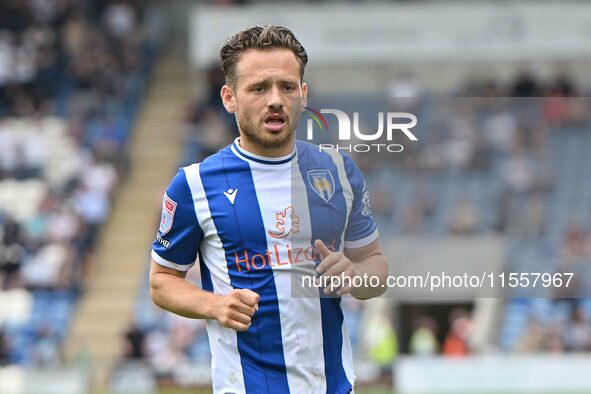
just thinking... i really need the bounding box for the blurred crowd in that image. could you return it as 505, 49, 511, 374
365, 71, 591, 357
384, 71, 591, 358
516, 303, 591, 353
179, 65, 237, 167
0, 0, 153, 366
366, 70, 586, 237
408, 302, 590, 356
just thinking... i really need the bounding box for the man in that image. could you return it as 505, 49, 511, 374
150, 25, 388, 394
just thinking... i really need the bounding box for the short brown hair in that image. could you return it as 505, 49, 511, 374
220, 25, 308, 87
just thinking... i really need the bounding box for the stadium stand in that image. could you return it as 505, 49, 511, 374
0, 0, 155, 368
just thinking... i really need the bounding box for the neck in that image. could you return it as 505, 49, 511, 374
238, 135, 295, 158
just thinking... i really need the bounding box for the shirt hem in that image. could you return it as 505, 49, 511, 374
344, 228, 379, 249
151, 250, 195, 271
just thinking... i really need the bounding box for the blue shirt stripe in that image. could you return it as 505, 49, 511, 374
198, 251, 214, 292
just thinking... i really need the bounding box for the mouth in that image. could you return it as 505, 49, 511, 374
263, 113, 287, 132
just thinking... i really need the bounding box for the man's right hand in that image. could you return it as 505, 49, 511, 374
213, 289, 260, 331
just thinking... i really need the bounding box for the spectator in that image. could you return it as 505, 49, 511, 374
563, 307, 591, 352
448, 197, 479, 235
20, 241, 72, 289
31, 323, 62, 366
0, 328, 9, 366
563, 221, 587, 260
0, 216, 24, 289
511, 69, 541, 97
482, 110, 517, 154
443, 115, 477, 171
409, 316, 438, 356
502, 147, 536, 194
104, 2, 138, 38
62, 10, 91, 60
366, 314, 398, 378
544, 325, 566, 353
508, 193, 546, 238
516, 319, 545, 352
442, 308, 471, 357
124, 323, 147, 359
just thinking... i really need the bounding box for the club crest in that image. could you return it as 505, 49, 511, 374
307, 170, 335, 202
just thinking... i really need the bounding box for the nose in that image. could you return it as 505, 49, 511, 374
267, 85, 284, 111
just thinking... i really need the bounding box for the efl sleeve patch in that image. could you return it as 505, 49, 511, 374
159, 193, 177, 235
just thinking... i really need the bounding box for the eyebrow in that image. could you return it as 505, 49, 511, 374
247, 78, 298, 87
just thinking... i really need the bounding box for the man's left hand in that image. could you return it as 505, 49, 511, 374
315, 239, 359, 296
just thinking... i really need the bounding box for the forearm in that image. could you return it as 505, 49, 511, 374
149, 272, 221, 320
350, 254, 388, 300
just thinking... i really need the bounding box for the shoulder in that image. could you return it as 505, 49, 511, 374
169, 145, 232, 195
188, 144, 234, 175
201, 144, 232, 166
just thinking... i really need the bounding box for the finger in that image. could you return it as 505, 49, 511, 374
336, 286, 351, 296
237, 289, 260, 307
230, 321, 251, 332
219, 316, 251, 331
233, 302, 257, 317
230, 311, 252, 326
314, 239, 333, 259
320, 275, 338, 295
323, 285, 338, 296
321, 260, 349, 278
316, 253, 340, 274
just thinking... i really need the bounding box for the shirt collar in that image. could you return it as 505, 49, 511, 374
231, 137, 297, 165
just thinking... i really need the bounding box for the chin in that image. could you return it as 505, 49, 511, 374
259, 134, 292, 149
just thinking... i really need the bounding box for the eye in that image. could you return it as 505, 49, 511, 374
283, 84, 295, 92
252, 86, 265, 93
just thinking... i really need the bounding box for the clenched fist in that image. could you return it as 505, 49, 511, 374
213, 289, 260, 331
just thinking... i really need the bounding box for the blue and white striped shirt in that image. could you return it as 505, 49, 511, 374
152, 138, 378, 394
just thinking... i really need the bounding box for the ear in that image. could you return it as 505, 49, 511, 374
301, 81, 308, 109
220, 84, 236, 113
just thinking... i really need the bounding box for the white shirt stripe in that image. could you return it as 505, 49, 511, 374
183, 164, 247, 394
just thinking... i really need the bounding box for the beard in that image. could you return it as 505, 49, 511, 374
235, 107, 300, 150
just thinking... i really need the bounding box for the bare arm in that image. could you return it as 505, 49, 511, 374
149, 260, 219, 319
149, 260, 259, 331
344, 239, 388, 299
